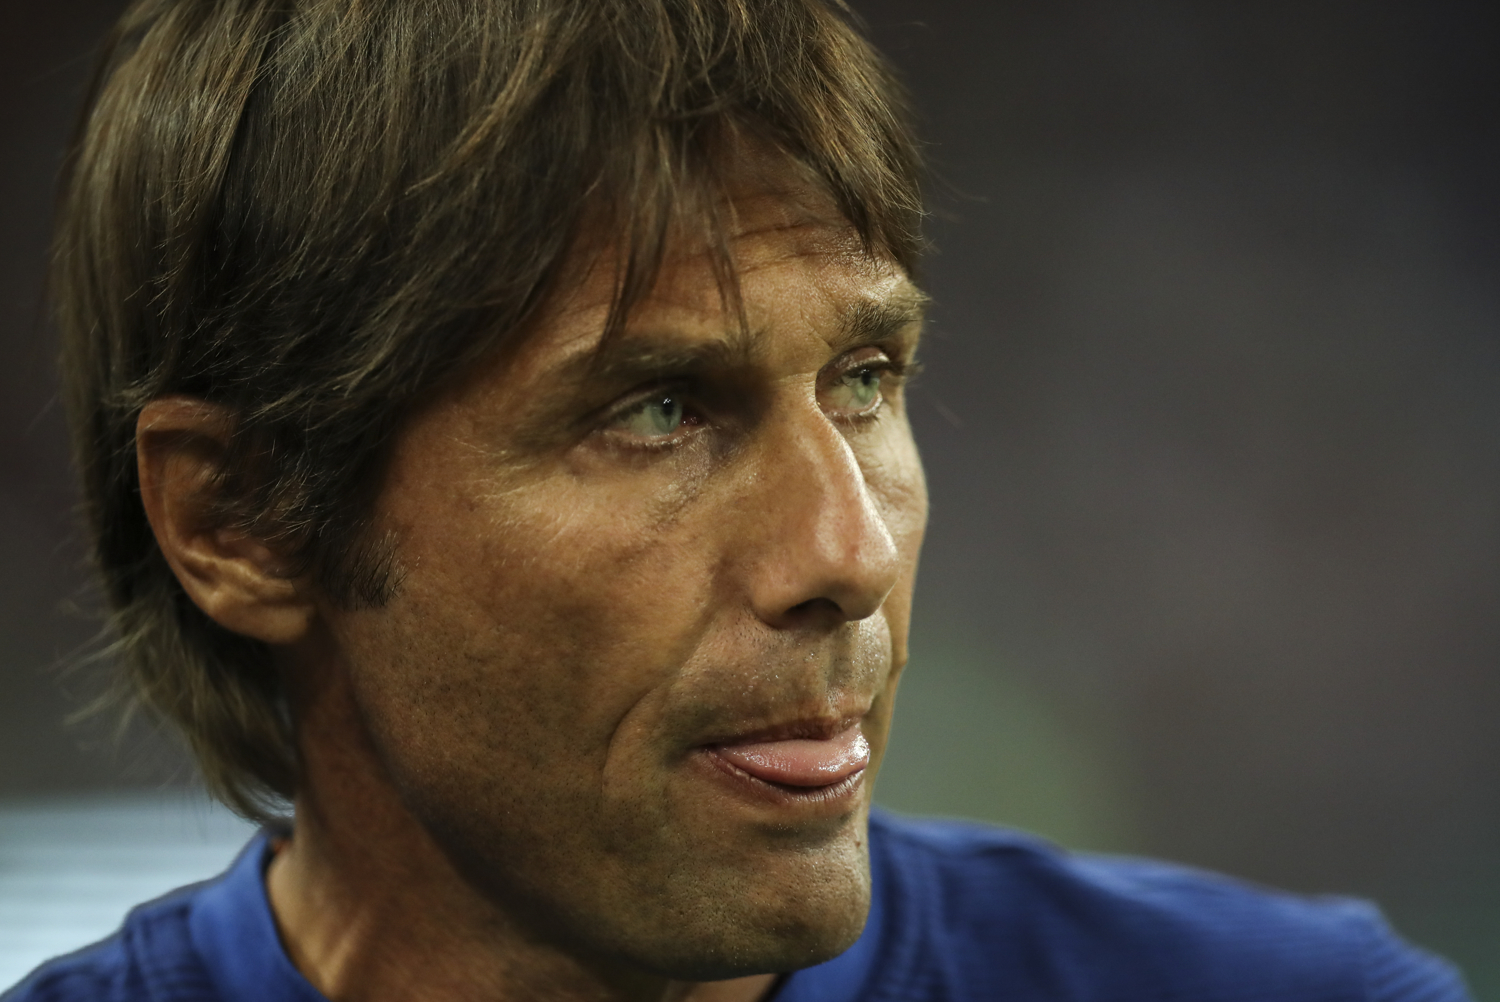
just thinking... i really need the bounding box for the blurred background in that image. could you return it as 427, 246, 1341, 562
2, 0, 1497, 993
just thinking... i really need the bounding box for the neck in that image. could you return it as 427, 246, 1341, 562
265, 647, 776, 1002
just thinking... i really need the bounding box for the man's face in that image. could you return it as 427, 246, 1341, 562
317, 187, 927, 978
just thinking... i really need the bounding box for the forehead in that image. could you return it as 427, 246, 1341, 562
529, 190, 922, 371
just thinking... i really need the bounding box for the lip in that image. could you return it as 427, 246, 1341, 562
693, 717, 871, 809
698, 706, 871, 747
713, 722, 869, 785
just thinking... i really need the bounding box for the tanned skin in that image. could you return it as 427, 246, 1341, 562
136, 174, 928, 1002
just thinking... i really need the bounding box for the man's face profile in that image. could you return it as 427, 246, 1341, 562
256, 177, 928, 982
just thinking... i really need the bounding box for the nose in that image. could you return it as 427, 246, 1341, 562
741, 406, 902, 629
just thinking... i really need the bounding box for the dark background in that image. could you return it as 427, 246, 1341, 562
3, 0, 1497, 992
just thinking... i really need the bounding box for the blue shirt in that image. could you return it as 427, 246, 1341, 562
3, 811, 1471, 1001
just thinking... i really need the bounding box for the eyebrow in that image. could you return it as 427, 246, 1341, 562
831, 286, 931, 354
575, 329, 756, 388
555, 283, 930, 394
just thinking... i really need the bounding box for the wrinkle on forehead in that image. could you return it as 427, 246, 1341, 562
559, 203, 863, 318
527, 217, 902, 363
545, 268, 923, 395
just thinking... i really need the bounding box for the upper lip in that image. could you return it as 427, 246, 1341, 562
700, 707, 870, 747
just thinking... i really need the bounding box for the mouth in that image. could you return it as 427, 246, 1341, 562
697, 720, 870, 805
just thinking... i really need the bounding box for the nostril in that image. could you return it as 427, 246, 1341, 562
781, 596, 847, 625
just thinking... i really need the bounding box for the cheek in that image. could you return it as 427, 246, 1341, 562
857, 421, 925, 682
343, 461, 723, 787
862, 421, 928, 560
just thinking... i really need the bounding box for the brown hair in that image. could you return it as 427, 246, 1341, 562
54, 0, 924, 820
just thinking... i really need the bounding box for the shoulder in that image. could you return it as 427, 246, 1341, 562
867, 811, 1471, 1001
1, 885, 221, 1002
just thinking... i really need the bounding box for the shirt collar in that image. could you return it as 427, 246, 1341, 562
188, 830, 328, 1002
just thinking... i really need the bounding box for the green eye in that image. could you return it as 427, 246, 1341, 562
618, 393, 686, 438
831, 367, 882, 413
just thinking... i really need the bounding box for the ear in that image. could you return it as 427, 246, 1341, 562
136, 396, 316, 645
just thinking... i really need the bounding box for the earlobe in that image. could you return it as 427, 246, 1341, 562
136, 397, 316, 645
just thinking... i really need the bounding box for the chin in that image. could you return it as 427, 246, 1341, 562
434, 803, 875, 982
624, 855, 874, 981
607, 800, 876, 979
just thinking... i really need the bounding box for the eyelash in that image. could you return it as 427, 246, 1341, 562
828, 356, 910, 424
597, 351, 916, 450
601, 384, 704, 449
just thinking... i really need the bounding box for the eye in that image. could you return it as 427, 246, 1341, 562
612, 391, 691, 440
825, 364, 886, 417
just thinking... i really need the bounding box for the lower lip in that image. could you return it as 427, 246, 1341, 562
697, 724, 870, 806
